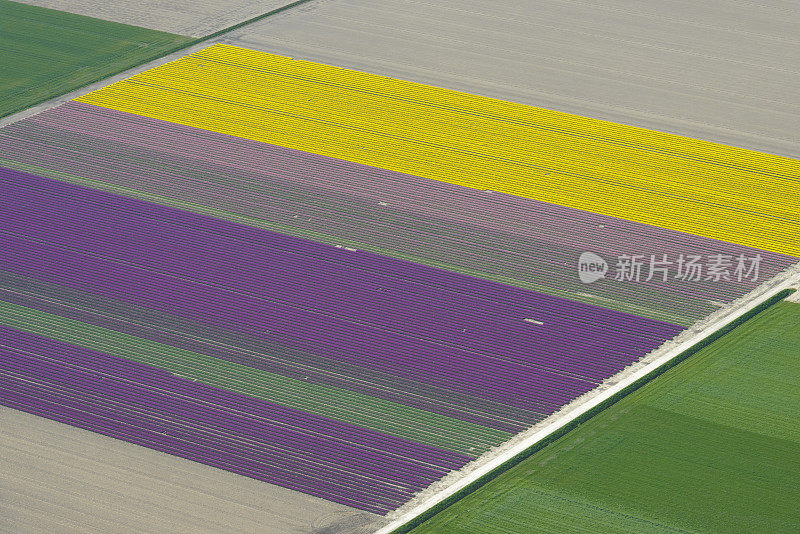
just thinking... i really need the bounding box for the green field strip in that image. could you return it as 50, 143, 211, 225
0, 0, 194, 118
649, 302, 800, 444
0, 300, 511, 455
0, 157, 694, 326
409, 486, 686, 534
409, 298, 800, 532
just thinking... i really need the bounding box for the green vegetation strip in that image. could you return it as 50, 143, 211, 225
407, 291, 800, 533
0, 300, 511, 455
0, 0, 193, 118
0, 0, 320, 119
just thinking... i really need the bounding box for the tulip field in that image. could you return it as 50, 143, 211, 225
73, 44, 800, 257
0, 165, 687, 512
1, 28, 799, 531
1, 101, 795, 326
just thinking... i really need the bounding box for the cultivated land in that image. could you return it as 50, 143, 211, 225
230, 0, 800, 159
1, 167, 686, 514
0, 0, 192, 119
0, 408, 382, 534
2, 2, 798, 527
3, 38, 799, 523
410, 301, 800, 533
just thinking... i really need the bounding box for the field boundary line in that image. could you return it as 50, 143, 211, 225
0, 0, 321, 125
378, 264, 800, 534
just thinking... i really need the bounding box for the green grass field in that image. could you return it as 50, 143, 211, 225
0, 0, 192, 118
411, 301, 800, 533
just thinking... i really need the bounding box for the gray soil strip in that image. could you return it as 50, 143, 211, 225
13, 1, 309, 37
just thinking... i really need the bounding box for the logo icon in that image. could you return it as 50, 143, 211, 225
578, 252, 608, 284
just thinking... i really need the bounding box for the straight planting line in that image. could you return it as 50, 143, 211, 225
377, 264, 800, 534
0, 0, 321, 127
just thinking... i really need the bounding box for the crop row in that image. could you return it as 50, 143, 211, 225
1, 102, 795, 326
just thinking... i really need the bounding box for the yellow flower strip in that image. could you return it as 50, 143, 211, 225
77, 43, 800, 256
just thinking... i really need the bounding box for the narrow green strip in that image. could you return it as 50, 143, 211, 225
0, 300, 511, 455
0, 0, 319, 119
